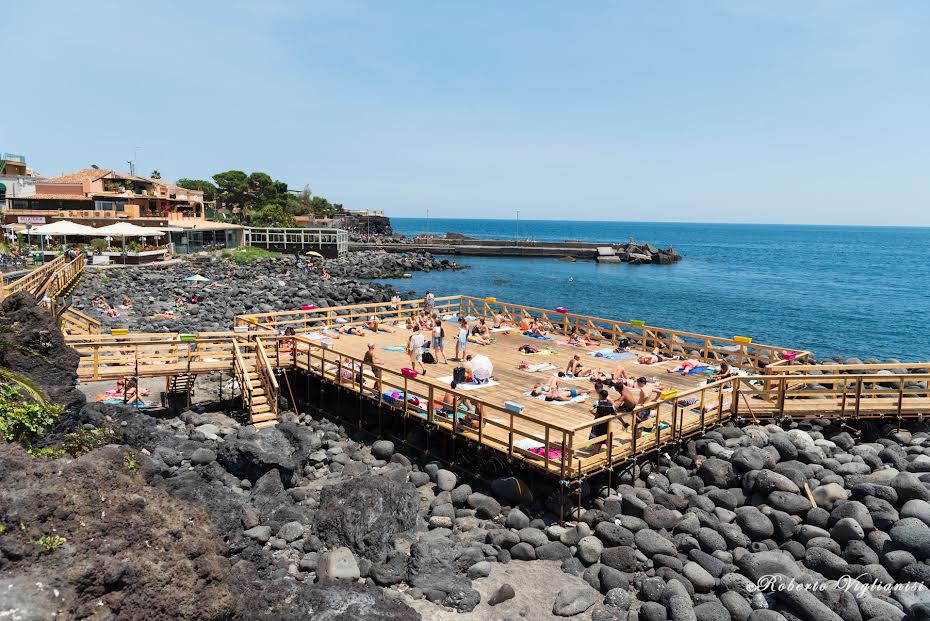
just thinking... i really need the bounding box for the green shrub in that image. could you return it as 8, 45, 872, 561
62, 427, 121, 457
0, 385, 63, 448
32, 535, 65, 551
27, 446, 66, 459
90, 238, 109, 252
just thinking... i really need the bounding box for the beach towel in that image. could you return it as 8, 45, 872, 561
523, 391, 588, 405
514, 438, 544, 451
520, 349, 555, 356
437, 376, 500, 390
383, 345, 406, 352
522, 332, 554, 341
590, 350, 636, 361
98, 398, 158, 409
524, 363, 556, 372
489, 327, 512, 333
685, 365, 710, 375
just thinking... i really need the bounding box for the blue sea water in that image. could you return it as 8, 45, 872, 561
376, 218, 930, 361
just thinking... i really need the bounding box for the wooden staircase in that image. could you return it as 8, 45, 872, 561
233, 340, 279, 428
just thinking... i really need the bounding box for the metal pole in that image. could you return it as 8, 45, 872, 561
515, 209, 519, 241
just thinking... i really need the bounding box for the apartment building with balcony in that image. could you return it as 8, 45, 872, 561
0, 153, 39, 208
2, 168, 243, 252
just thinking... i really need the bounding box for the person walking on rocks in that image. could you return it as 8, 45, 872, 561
407, 328, 427, 375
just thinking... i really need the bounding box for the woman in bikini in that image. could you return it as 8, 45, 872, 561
566, 354, 593, 377
492, 312, 514, 328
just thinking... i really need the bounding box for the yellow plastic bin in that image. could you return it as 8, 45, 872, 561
734, 336, 752, 344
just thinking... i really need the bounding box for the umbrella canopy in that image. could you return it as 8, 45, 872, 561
304, 250, 324, 258
470, 354, 493, 381
184, 275, 211, 282
28, 220, 101, 236
95, 222, 165, 237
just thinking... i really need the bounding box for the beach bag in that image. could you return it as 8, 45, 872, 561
401, 367, 418, 379
453, 366, 467, 384
422, 351, 436, 364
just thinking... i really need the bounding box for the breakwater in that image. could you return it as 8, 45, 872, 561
350, 238, 682, 263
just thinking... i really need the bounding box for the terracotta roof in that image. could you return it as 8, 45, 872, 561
22, 193, 93, 201
43, 168, 113, 184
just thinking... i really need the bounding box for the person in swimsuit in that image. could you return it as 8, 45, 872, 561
363, 342, 383, 394
710, 362, 733, 381
455, 318, 468, 361
566, 355, 593, 377
493, 312, 514, 328
406, 328, 427, 375
633, 376, 661, 439
431, 321, 448, 363
590, 390, 615, 453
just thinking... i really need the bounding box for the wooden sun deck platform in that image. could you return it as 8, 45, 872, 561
297, 324, 707, 447
64, 294, 930, 481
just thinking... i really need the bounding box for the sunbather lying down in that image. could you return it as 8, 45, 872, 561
530, 376, 592, 401
637, 348, 681, 365
668, 359, 704, 373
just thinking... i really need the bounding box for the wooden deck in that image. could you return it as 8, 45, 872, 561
64, 293, 930, 481
289, 323, 707, 443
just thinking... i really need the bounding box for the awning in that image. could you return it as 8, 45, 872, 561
28, 220, 102, 236
94, 222, 166, 237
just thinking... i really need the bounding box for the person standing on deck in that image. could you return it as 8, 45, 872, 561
407, 327, 427, 375
455, 318, 468, 361
432, 320, 448, 364
425, 291, 435, 314
590, 389, 615, 454
363, 342, 383, 395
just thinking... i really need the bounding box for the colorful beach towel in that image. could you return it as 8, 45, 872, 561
383, 345, 406, 352
437, 376, 500, 390
522, 332, 554, 341
590, 349, 636, 361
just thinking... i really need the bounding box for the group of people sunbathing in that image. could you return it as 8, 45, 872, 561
91, 295, 132, 318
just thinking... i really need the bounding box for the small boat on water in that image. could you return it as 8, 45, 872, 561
402, 273, 412, 278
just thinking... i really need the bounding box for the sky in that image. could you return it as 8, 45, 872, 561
5, 1, 930, 226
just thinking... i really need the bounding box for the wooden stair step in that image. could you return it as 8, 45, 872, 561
250, 396, 268, 405
251, 404, 272, 414
251, 412, 278, 422
253, 420, 278, 429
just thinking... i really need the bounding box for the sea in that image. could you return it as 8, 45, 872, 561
372, 218, 930, 362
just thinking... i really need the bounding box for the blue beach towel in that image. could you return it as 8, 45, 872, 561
99, 398, 158, 409
383, 345, 406, 352
523, 331, 554, 341
591, 350, 636, 361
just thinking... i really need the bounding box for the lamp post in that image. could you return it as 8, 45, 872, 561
516, 209, 520, 242
426, 207, 430, 247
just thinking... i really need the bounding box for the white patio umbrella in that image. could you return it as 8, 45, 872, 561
95, 222, 165, 254
29, 220, 101, 248
470, 354, 493, 382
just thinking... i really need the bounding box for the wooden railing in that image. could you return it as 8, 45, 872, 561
288, 334, 580, 477
0, 255, 66, 300
60, 306, 102, 335
72, 335, 250, 381
234, 295, 461, 333
232, 341, 257, 415
38, 254, 85, 301
254, 337, 280, 418
457, 295, 812, 373
236, 294, 810, 374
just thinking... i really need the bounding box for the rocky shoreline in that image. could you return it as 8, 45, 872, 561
2, 253, 930, 620
70, 251, 458, 334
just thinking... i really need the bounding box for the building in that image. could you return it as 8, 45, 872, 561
1, 168, 242, 252
0, 153, 39, 209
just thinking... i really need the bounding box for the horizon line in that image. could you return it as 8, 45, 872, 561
386, 216, 930, 230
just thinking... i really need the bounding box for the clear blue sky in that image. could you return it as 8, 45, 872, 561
5, 1, 929, 225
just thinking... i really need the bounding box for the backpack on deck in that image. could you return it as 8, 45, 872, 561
422, 351, 436, 364
453, 366, 467, 384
